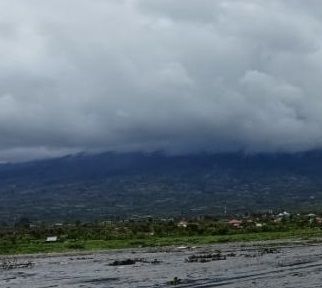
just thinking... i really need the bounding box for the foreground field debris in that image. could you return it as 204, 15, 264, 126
259, 247, 281, 255
0, 258, 34, 270
185, 250, 227, 263
167, 276, 182, 285
109, 258, 161, 266
2, 240, 322, 287
240, 246, 281, 258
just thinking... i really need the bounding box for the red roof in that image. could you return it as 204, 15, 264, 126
228, 219, 242, 225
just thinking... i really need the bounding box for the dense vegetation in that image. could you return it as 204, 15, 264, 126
1, 214, 322, 255
1, 151, 322, 222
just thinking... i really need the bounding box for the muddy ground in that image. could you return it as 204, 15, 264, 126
1, 240, 322, 287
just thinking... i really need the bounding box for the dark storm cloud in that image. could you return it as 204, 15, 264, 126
1, 0, 322, 161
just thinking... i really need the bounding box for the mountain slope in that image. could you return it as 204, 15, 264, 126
1, 151, 322, 222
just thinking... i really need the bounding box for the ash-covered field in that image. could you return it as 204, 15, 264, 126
2, 241, 322, 287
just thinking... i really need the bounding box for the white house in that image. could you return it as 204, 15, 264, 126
46, 236, 58, 242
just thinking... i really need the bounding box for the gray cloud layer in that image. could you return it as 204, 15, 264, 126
1, 0, 322, 161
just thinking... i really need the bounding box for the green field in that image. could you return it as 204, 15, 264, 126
2, 228, 322, 255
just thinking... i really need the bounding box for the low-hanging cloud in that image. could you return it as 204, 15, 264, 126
1, 0, 322, 161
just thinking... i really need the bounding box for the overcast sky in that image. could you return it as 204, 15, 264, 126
1, 0, 322, 162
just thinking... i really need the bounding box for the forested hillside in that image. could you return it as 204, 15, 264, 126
1, 151, 322, 223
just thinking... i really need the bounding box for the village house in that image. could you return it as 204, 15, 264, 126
46, 236, 58, 242
228, 219, 242, 228
177, 220, 188, 228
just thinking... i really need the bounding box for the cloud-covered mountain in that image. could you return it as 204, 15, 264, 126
1, 1, 322, 161
1, 151, 322, 222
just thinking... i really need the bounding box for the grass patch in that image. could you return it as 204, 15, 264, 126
2, 228, 322, 255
